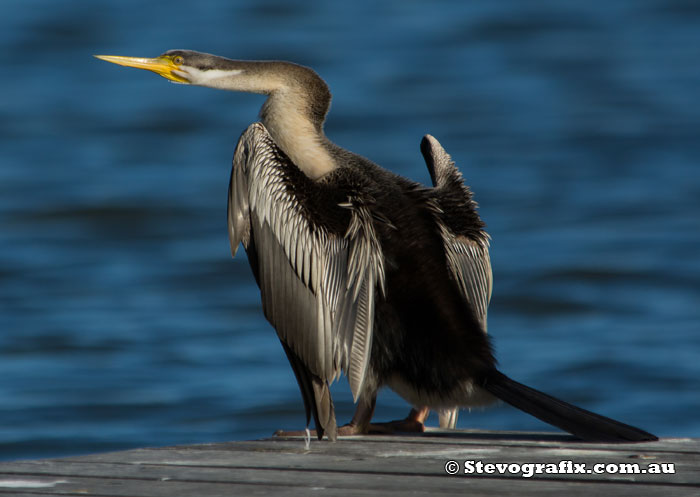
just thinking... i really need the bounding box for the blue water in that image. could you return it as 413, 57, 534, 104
1, 0, 699, 461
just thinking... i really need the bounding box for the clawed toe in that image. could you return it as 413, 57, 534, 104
273, 410, 427, 439
367, 419, 425, 434
336, 424, 364, 435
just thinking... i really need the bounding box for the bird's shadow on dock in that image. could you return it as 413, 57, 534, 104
272, 429, 578, 444
419, 429, 576, 443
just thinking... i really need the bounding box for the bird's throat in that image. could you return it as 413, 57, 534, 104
261, 98, 337, 181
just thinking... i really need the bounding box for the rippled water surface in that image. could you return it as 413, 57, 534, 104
1, 0, 699, 460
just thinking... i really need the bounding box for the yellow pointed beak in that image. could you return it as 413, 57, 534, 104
94, 54, 189, 84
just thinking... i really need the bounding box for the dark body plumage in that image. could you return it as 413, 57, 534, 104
229, 124, 656, 444
334, 157, 494, 396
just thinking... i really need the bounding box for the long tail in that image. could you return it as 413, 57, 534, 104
481, 370, 657, 442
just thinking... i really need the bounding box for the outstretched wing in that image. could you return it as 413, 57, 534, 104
228, 123, 384, 413
421, 134, 492, 331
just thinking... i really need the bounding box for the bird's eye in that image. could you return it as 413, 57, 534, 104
173, 56, 184, 65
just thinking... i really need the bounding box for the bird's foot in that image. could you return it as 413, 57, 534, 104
273, 423, 366, 438
366, 407, 428, 434
366, 419, 425, 434
273, 407, 429, 438
272, 420, 424, 437
337, 423, 366, 435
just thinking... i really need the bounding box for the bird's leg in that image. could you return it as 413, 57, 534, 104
337, 392, 377, 435
340, 399, 432, 434
274, 397, 429, 437
274, 392, 377, 438
366, 406, 429, 434
438, 407, 459, 429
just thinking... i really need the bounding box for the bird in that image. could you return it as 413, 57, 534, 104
95, 50, 657, 443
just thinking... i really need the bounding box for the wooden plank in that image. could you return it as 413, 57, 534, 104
0, 471, 694, 497
0, 431, 696, 496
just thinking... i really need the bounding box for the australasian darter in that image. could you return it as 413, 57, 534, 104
96, 50, 657, 443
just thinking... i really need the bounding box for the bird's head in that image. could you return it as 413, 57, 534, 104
94, 49, 255, 89
95, 50, 196, 84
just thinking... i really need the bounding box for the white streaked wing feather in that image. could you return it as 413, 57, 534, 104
444, 235, 492, 331
227, 123, 382, 396
422, 135, 492, 333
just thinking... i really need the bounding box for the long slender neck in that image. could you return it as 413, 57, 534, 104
188, 59, 336, 180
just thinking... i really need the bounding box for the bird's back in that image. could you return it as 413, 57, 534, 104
320, 154, 496, 398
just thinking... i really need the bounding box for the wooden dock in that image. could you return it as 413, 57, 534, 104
0, 430, 696, 496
